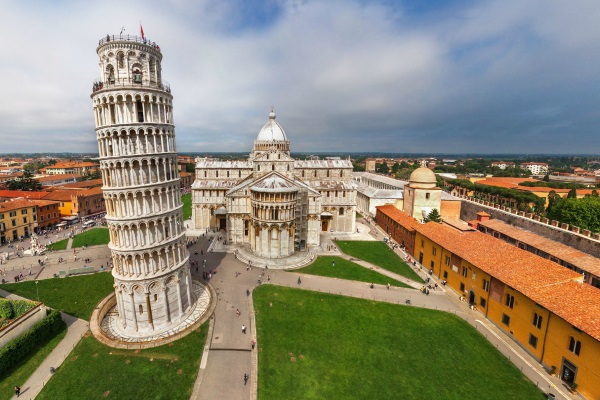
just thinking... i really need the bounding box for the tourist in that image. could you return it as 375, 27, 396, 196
246, 289, 250, 296
14, 386, 20, 397
244, 373, 249, 385
236, 308, 240, 317
297, 276, 302, 285
251, 339, 256, 349
242, 324, 246, 334
387, 283, 390, 290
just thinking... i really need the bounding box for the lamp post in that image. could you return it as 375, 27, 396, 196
35, 280, 39, 302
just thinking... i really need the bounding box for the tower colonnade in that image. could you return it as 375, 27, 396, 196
92, 35, 195, 336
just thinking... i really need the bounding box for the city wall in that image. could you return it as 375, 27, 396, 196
459, 198, 600, 258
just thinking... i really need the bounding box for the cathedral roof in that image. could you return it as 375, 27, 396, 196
251, 174, 298, 193
256, 111, 287, 142
295, 159, 353, 168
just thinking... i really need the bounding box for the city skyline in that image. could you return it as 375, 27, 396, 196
1, 0, 599, 154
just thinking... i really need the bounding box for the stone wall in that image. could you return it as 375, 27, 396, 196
459, 198, 600, 258
0, 303, 46, 347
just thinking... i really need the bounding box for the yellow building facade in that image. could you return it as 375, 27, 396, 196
0, 199, 38, 244
412, 222, 600, 399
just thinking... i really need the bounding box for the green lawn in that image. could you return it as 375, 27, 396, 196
37, 325, 208, 400
182, 193, 192, 220
0, 323, 67, 400
336, 240, 423, 283
296, 256, 412, 288
0, 273, 114, 321
47, 238, 68, 251
355, 212, 363, 219
254, 286, 543, 400
72, 228, 110, 248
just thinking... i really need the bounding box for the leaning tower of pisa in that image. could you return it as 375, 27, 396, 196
90, 34, 196, 337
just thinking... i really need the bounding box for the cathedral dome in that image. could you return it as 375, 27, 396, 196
409, 167, 437, 188
256, 111, 287, 142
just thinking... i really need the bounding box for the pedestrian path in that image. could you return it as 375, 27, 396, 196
11, 313, 89, 400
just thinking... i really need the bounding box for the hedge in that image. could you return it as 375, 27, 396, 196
0, 299, 36, 320
0, 309, 65, 376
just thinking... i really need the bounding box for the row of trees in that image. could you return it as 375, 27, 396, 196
546, 190, 600, 232
445, 179, 546, 213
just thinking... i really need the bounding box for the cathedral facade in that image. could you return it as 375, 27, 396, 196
191, 111, 357, 258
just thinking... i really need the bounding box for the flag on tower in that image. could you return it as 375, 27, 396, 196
140, 23, 145, 40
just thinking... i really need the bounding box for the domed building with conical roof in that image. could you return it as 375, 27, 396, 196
191, 111, 357, 258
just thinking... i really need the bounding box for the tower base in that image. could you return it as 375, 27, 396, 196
90, 280, 214, 349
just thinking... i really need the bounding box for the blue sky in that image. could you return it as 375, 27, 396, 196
0, 0, 599, 154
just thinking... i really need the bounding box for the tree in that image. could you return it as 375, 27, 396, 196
376, 162, 390, 175
543, 174, 550, 182
6, 170, 42, 191
567, 188, 577, 198
423, 208, 442, 223
391, 162, 400, 174
546, 190, 561, 214
185, 163, 195, 173
547, 196, 600, 233
592, 190, 599, 197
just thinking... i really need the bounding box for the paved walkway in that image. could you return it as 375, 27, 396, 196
189, 220, 576, 400
0, 289, 89, 400
1, 219, 577, 400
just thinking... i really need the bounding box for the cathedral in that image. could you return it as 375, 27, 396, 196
191, 111, 357, 258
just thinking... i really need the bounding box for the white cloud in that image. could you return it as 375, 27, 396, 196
0, 0, 599, 154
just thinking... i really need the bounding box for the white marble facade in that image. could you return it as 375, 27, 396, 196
192, 111, 357, 258
92, 35, 194, 335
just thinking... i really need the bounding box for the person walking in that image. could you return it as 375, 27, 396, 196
246, 289, 250, 296
244, 373, 249, 385
387, 283, 390, 290
297, 276, 302, 285
236, 308, 241, 317
251, 339, 256, 349
14, 386, 20, 397
332, 260, 335, 267
242, 324, 246, 334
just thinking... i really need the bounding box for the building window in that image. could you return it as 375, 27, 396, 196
505, 294, 515, 309
432, 247, 437, 256
483, 279, 490, 292
302, 170, 305, 177
528, 334, 538, 349
480, 297, 487, 308
462, 267, 468, 277
445, 256, 450, 266
23, 217, 27, 223
430, 261, 435, 269
502, 313, 510, 326
421, 239, 424, 248
339, 207, 344, 215
569, 337, 581, 356
9, 211, 16, 217
533, 312, 543, 329
11, 220, 16, 227
459, 282, 465, 292
21, 209, 27, 215
443, 270, 448, 279
425, 193, 430, 199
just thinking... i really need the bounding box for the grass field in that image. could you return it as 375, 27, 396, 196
71, 228, 110, 248
296, 256, 412, 288
336, 240, 423, 283
254, 286, 543, 400
182, 193, 192, 220
0, 323, 67, 400
47, 238, 68, 251
0, 273, 114, 320
37, 325, 208, 400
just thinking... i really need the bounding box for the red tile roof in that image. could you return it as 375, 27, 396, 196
0, 190, 50, 199
479, 219, 600, 277
376, 204, 419, 231
415, 221, 600, 341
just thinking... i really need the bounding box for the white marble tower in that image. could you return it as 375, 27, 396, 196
91, 34, 193, 336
